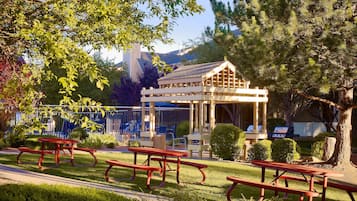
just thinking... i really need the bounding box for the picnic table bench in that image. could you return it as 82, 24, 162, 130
278, 174, 357, 201
63, 146, 97, 167
226, 176, 319, 201
151, 157, 208, 184
17, 147, 53, 166
105, 159, 161, 190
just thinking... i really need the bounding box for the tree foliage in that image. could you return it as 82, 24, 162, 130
0, 0, 203, 131
41, 53, 123, 105
111, 65, 161, 106
111, 76, 141, 106
211, 0, 356, 167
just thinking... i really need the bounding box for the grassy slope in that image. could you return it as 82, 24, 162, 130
0, 151, 351, 201
0, 183, 132, 201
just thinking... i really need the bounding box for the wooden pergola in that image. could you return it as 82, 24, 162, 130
140, 61, 268, 155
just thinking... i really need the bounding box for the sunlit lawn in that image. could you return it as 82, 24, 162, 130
0, 151, 351, 201
0, 183, 132, 201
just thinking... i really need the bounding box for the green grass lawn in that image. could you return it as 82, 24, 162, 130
0, 151, 352, 201
0, 183, 132, 201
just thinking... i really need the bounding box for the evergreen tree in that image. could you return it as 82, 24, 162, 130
211, 0, 356, 167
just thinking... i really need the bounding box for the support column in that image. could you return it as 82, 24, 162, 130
253, 101, 259, 133
189, 102, 194, 134
209, 101, 216, 131
203, 103, 207, 130
199, 101, 204, 158
262, 102, 267, 134
141, 102, 145, 132
209, 101, 215, 159
149, 102, 155, 136
194, 103, 199, 133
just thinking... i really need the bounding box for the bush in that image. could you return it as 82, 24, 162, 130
311, 141, 325, 159
79, 134, 117, 149
5, 125, 27, 147
0, 138, 7, 150
210, 124, 245, 160
176, 121, 189, 138
248, 143, 268, 161
271, 138, 300, 163
314, 132, 335, 142
69, 127, 89, 141
247, 140, 272, 161
24, 135, 57, 150
310, 132, 335, 160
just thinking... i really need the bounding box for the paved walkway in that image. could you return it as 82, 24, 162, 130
0, 150, 170, 201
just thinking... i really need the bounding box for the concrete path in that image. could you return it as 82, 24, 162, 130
0, 163, 171, 201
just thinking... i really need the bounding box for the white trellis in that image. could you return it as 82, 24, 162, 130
140, 60, 269, 157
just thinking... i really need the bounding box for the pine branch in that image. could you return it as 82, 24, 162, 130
293, 89, 344, 110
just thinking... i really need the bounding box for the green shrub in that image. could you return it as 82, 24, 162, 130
70, 127, 89, 141
271, 138, 300, 163
248, 143, 268, 161
267, 118, 286, 133
210, 124, 245, 160
176, 121, 189, 138
314, 132, 335, 142
5, 125, 27, 147
310, 132, 335, 159
79, 134, 117, 149
247, 140, 272, 161
311, 141, 325, 159
24, 135, 57, 150
0, 138, 7, 150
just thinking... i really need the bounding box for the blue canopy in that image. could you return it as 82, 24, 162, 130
145, 102, 177, 107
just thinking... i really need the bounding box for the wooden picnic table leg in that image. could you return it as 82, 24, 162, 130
132, 152, 137, 180
69, 143, 75, 166
38, 141, 46, 168
274, 170, 279, 196
176, 156, 181, 184
226, 182, 238, 201
55, 143, 60, 166
321, 176, 328, 201
308, 175, 315, 201
160, 155, 167, 187
259, 167, 266, 201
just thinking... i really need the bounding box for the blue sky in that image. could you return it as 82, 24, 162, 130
101, 0, 218, 63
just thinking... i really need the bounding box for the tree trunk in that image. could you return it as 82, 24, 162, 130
328, 87, 353, 167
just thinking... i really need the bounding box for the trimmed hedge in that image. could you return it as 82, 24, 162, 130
79, 134, 117, 149
248, 140, 272, 161
311, 132, 336, 159
271, 138, 300, 163
210, 124, 245, 160
176, 121, 189, 138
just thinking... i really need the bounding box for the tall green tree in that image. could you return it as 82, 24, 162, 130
0, 0, 203, 131
211, 0, 356, 167
41, 52, 123, 105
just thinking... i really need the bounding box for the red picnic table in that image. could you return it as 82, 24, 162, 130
251, 160, 344, 201
128, 147, 188, 186
38, 137, 78, 168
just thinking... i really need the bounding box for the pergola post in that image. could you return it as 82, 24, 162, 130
253, 101, 259, 133
262, 102, 267, 134
189, 101, 194, 134
194, 103, 199, 133
199, 101, 204, 158
141, 102, 145, 132
209, 101, 215, 131
149, 102, 155, 136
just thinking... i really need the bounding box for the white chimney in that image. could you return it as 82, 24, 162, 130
123, 43, 142, 82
